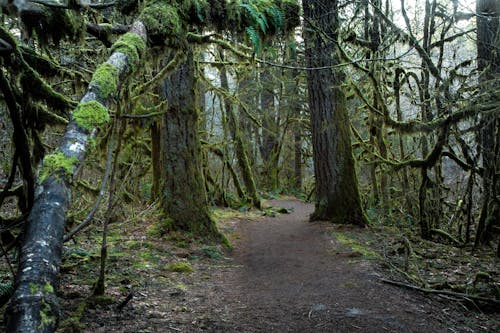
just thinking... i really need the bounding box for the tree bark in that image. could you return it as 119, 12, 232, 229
219, 49, 260, 208
5, 21, 147, 333
160, 49, 220, 237
475, 0, 499, 247
303, 0, 367, 226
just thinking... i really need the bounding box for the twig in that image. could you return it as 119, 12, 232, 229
116, 292, 133, 311
381, 278, 500, 306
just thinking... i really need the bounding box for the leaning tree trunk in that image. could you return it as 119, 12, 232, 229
160, 49, 220, 237
303, 0, 367, 226
5, 22, 147, 333
475, 0, 500, 246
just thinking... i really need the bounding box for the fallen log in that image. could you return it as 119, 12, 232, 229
5, 21, 147, 333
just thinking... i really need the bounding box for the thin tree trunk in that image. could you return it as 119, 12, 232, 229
219, 49, 260, 207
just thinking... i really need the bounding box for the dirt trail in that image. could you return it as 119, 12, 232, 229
211, 199, 449, 332
79, 199, 494, 333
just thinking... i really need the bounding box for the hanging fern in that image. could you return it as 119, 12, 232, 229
246, 26, 262, 55
263, 3, 284, 32
241, 2, 269, 33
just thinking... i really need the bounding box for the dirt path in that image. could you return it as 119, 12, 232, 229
208, 199, 449, 333
78, 199, 496, 332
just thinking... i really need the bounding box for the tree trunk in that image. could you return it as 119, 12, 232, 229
259, 69, 280, 190
219, 50, 260, 208
475, 0, 499, 247
303, 0, 367, 226
160, 49, 220, 237
5, 21, 147, 333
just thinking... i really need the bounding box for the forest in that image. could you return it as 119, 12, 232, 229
0, 0, 498, 332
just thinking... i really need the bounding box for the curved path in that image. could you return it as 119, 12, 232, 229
212, 199, 448, 332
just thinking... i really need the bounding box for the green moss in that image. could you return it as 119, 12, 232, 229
166, 262, 193, 273
72, 100, 110, 132
59, 301, 86, 333
335, 232, 379, 260
39, 152, 78, 183
29, 283, 38, 294
39, 302, 56, 329
111, 32, 146, 69
147, 217, 173, 237
139, 2, 183, 41
91, 63, 119, 99
43, 282, 54, 294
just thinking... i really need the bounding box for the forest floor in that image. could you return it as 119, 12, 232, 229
2, 199, 498, 332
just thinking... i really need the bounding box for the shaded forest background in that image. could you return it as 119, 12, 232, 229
0, 0, 498, 331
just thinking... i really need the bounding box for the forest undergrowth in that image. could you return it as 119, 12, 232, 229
0, 192, 498, 331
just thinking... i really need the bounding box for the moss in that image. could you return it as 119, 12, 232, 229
43, 282, 54, 294
72, 100, 110, 132
29, 283, 38, 294
39, 152, 78, 183
138, 1, 184, 43
335, 232, 379, 260
90, 63, 119, 99
111, 32, 146, 69
38, 301, 56, 329
166, 262, 193, 273
59, 301, 86, 333
147, 217, 173, 237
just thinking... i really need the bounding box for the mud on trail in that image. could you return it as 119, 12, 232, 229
57, 199, 497, 332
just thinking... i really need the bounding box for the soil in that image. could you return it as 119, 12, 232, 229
61, 199, 498, 332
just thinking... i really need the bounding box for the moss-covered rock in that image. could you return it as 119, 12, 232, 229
72, 100, 110, 132
166, 262, 193, 273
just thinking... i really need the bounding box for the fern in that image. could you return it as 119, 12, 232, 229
241, 3, 269, 34
263, 4, 284, 31
246, 26, 262, 56
0, 282, 14, 307
193, 0, 204, 22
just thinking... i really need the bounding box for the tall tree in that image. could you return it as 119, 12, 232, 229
160, 49, 220, 237
475, 0, 499, 248
302, 0, 367, 225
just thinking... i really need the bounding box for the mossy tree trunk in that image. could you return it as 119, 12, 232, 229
219, 49, 261, 208
5, 21, 147, 333
475, 0, 499, 247
159, 49, 219, 237
303, 0, 367, 226
259, 68, 281, 191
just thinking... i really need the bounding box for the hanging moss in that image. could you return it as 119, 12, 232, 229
90, 63, 119, 99
39, 152, 78, 183
111, 32, 147, 70
72, 100, 110, 132
20, 6, 85, 46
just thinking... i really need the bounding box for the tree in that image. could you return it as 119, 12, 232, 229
159, 49, 220, 237
475, 0, 499, 249
1, 1, 300, 331
302, 0, 367, 226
